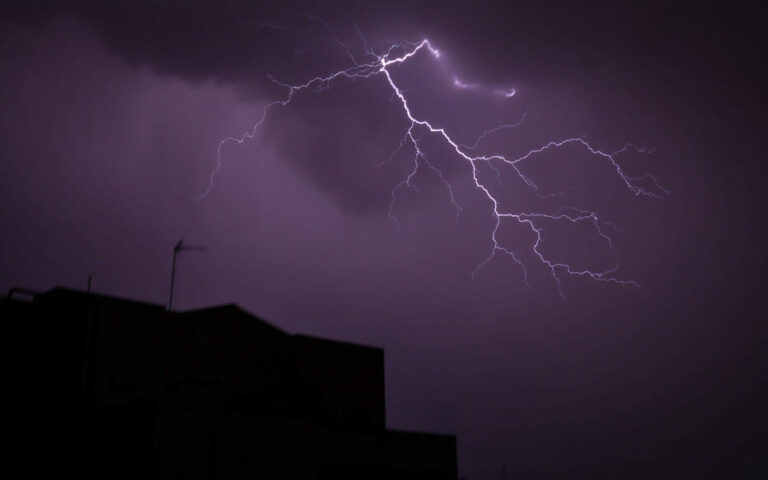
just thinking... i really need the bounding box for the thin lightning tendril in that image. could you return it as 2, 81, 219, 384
199, 31, 668, 298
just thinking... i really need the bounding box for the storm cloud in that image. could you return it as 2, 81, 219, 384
2, 1, 767, 478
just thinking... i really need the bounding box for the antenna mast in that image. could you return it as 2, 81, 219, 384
168, 238, 206, 311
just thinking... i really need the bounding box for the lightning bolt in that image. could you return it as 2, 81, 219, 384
199, 27, 668, 298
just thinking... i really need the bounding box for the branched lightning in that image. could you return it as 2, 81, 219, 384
199, 27, 668, 298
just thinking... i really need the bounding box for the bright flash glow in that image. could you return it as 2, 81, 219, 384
453, 77, 476, 89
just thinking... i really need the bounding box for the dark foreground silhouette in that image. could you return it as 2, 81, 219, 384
4, 287, 457, 479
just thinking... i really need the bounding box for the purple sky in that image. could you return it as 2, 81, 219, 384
2, 1, 767, 478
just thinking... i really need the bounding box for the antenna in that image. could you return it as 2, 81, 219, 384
168, 238, 206, 311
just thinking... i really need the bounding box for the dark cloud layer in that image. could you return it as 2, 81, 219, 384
8, 1, 766, 84
2, 2, 767, 479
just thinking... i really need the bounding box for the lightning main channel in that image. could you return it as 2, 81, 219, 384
199, 36, 668, 298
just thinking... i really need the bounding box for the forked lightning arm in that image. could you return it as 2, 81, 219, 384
198, 35, 668, 298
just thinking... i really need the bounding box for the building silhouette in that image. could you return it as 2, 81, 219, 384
5, 287, 457, 479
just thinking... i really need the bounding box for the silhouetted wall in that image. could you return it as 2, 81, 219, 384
5, 287, 456, 479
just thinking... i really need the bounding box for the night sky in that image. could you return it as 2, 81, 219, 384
2, 1, 767, 478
